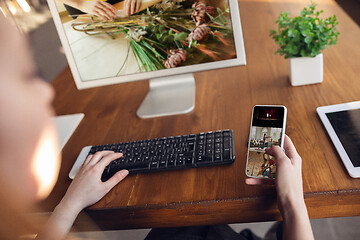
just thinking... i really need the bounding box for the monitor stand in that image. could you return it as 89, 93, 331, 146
137, 73, 195, 118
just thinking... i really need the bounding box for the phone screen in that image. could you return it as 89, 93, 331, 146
246, 106, 285, 179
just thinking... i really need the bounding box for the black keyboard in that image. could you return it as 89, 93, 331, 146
88, 130, 235, 181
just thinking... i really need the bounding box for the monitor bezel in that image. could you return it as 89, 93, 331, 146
47, 0, 246, 89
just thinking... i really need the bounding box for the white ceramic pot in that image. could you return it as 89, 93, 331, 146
289, 53, 323, 86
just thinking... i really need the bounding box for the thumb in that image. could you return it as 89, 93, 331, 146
266, 146, 284, 158
104, 169, 129, 190
266, 146, 289, 165
245, 178, 274, 185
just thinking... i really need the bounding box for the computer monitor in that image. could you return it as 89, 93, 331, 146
47, 0, 246, 118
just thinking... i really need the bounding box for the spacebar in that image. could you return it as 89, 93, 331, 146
111, 162, 150, 173
102, 162, 150, 181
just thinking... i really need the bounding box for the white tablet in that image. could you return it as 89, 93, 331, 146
317, 101, 360, 178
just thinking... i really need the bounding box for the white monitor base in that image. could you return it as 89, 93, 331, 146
137, 74, 195, 118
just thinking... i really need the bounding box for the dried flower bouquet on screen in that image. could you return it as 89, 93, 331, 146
71, 0, 236, 75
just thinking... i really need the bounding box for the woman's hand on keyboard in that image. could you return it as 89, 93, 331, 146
62, 151, 129, 213
36, 151, 128, 240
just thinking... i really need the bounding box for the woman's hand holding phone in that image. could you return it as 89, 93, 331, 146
246, 135, 303, 206
246, 135, 314, 240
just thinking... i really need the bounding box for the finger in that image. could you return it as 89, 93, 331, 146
100, 1, 117, 12
100, 1, 117, 18
131, 0, 136, 15
95, 5, 113, 20
97, 152, 123, 170
104, 169, 129, 190
94, 9, 108, 20
136, 0, 141, 12
245, 178, 275, 185
83, 154, 94, 166
124, 0, 129, 16
95, 7, 113, 20
94, 1, 108, 20
88, 151, 114, 166
283, 135, 300, 160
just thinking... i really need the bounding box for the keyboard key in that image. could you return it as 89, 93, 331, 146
224, 138, 231, 148
223, 149, 231, 159
187, 135, 196, 141
150, 161, 159, 168
215, 154, 222, 162
184, 151, 194, 157
159, 160, 167, 168
185, 157, 193, 166
196, 156, 213, 165
206, 133, 213, 138
223, 131, 231, 137
176, 159, 184, 166
168, 159, 176, 167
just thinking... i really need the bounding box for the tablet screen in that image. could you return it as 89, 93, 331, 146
326, 109, 360, 167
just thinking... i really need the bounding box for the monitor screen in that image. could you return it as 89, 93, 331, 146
48, 0, 246, 89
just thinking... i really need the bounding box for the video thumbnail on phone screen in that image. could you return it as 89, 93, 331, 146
246, 106, 284, 179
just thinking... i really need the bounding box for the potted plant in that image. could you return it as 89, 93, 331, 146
270, 2, 339, 86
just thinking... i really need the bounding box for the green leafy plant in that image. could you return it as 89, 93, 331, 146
270, 2, 339, 58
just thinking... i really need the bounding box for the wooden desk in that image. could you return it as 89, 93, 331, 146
40, 0, 360, 231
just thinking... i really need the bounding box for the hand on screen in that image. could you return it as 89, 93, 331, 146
62, 151, 128, 212
79, 0, 117, 20
123, 0, 142, 16
246, 135, 304, 208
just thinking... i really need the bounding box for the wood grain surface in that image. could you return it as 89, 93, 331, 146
37, 0, 360, 230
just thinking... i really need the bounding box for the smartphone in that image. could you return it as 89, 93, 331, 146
246, 105, 287, 179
